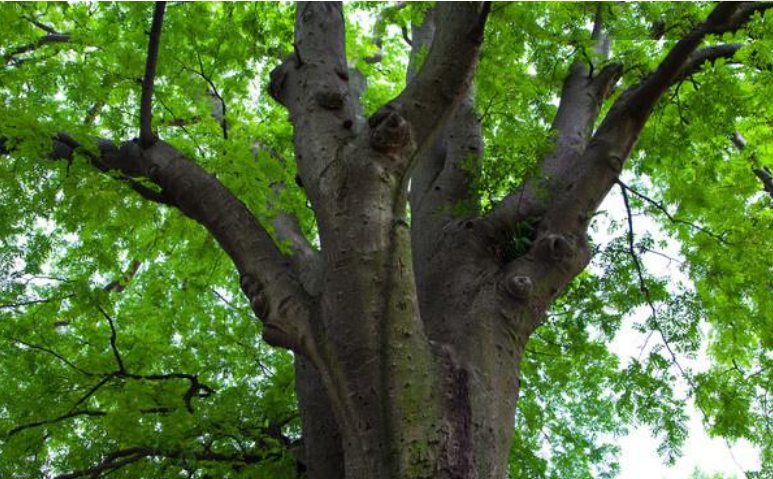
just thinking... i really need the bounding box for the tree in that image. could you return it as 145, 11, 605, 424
0, 2, 770, 478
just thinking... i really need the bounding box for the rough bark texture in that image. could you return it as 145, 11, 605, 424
4, 2, 768, 478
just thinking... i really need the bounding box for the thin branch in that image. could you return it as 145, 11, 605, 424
69, 374, 115, 412
9, 337, 95, 377
22, 16, 64, 35
139, 1, 167, 148
0, 293, 75, 310
96, 306, 125, 374
618, 181, 728, 243
53, 445, 272, 479
6, 410, 106, 439
618, 183, 692, 384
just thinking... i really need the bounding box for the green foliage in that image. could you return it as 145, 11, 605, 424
0, 2, 771, 479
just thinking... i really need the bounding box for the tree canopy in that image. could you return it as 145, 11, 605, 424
0, 2, 770, 479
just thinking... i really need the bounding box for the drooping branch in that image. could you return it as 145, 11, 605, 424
139, 2, 167, 148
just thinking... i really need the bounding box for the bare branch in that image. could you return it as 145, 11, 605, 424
139, 2, 167, 148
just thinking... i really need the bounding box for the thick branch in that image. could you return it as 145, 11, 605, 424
139, 2, 166, 148
377, 2, 490, 152
676, 43, 744, 82
482, 2, 770, 326
268, 2, 359, 205
493, 2, 769, 235
3, 33, 70, 65
2, 134, 315, 354
488, 6, 622, 230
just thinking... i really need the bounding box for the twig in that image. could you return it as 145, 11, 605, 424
96, 306, 125, 373
618, 180, 728, 244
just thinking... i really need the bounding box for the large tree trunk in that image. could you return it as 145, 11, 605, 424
279, 3, 585, 478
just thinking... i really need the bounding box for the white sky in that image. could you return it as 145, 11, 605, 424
598, 185, 759, 479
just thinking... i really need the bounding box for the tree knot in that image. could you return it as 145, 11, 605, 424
241, 274, 270, 319
503, 274, 533, 300
268, 56, 296, 106
368, 106, 412, 153
314, 87, 347, 110
535, 233, 576, 264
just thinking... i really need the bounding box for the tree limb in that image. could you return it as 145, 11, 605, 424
1, 133, 316, 355
377, 2, 490, 153
139, 2, 167, 148
493, 2, 771, 235
3, 33, 70, 65
675, 43, 745, 82
268, 2, 360, 206
487, 6, 623, 231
